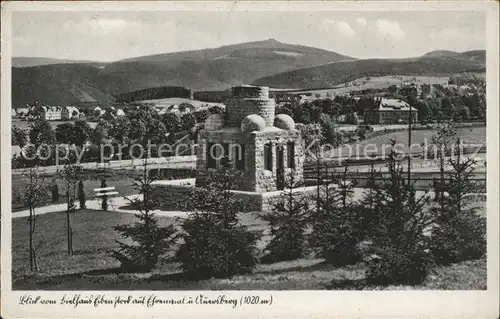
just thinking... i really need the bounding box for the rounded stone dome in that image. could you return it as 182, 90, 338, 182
204, 114, 225, 131
241, 114, 266, 134
274, 114, 296, 130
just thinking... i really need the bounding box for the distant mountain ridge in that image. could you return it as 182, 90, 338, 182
12, 39, 354, 106
252, 51, 486, 89
11, 41, 485, 106
422, 50, 485, 62
12, 57, 108, 68
117, 38, 354, 63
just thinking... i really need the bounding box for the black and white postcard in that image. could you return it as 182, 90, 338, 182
1, 1, 499, 318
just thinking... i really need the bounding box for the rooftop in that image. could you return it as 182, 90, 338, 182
377, 98, 416, 112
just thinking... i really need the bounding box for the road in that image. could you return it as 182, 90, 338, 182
11, 194, 189, 219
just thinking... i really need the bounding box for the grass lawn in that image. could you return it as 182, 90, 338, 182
12, 209, 486, 290
334, 127, 486, 158
294, 75, 450, 97
12, 210, 181, 281
12, 169, 143, 212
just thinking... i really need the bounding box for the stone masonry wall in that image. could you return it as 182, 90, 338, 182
226, 98, 276, 127
195, 127, 304, 193
152, 183, 317, 213
252, 129, 304, 193
196, 84, 304, 193
195, 129, 255, 191
232, 86, 269, 99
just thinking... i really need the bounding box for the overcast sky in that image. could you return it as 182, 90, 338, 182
12, 11, 485, 62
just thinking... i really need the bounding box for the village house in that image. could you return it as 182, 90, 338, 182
167, 103, 196, 114
15, 107, 30, 118
41, 106, 63, 121
116, 109, 126, 117
92, 106, 105, 120
151, 102, 198, 115
61, 106, 80, 120
364, 98, 418, 124
155, 107, 168, 116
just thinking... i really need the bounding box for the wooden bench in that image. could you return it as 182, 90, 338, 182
94, 187, 119, 211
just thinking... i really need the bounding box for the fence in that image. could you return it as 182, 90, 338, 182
363, 122, 486, 140
303, 168, 486, 192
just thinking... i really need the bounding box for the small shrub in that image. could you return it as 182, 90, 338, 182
430, 208, 486, 265
310, 205, 362, 266
77, 180, 86, 210
176, 162, 260, 278
366, 244, 434, 286
310, 164, 364, 266
176, 211, 260, 278
261, 171, 309, 263
50, 179, 59, 203
111, 216, 177, 272
356, 127, 366, 140
100, 178, 108, 211
430, 139, 486, 265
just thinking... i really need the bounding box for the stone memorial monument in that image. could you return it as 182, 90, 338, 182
196, 85, 304, 193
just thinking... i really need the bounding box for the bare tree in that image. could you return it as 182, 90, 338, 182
431, 121, 456, 208
447, 138, 481, 213
22, 166, 48, 271
58, 162, 83, 256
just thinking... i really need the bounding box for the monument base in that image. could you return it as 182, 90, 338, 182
152, 178, 318, 212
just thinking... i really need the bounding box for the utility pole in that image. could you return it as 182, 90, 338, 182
407, 102, 412, 187
316, 143, 321, 217
457, 137, 461, 214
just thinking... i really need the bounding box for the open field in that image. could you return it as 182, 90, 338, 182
12, 209, 486, 290
11, 210, 177, 280
332, 127, 486, 158
291, 75, 450, 97
12, 210, 268, 283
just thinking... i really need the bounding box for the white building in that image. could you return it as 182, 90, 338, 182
16, 108, 30, 118
93, 106, 105, 118
62, 106, 80, 120
364, 98, 418, 124
42, 106, 62, 121
168, 103, 195, 114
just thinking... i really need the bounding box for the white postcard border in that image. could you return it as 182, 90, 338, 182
1, 1, 499, 318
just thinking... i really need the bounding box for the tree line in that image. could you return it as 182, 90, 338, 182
11, 105, 225, 169
114, 86, 191, 103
